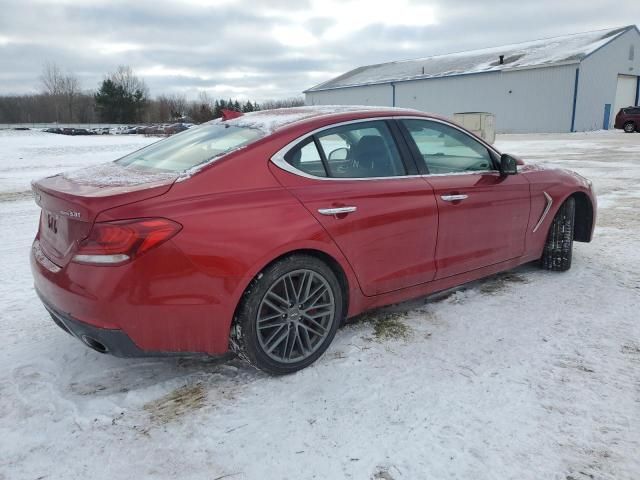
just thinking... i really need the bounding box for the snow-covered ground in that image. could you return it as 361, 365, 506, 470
1, 129, 639, 480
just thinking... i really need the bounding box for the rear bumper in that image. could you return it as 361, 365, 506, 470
38, 290, 155, 357
30, 237, 237, 355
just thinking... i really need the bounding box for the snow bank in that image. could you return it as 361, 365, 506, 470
0, 129, 157, 195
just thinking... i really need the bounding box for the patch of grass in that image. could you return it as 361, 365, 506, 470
371, 312, 413, 341
372, 467, 396, 480
144, 383, 206, 425
478, 272, 528, 294
621, 343, 640, 355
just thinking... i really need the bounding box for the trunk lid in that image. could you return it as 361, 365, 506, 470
33, 162, 178, 266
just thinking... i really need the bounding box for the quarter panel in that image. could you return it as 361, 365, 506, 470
93, 175, 361, 352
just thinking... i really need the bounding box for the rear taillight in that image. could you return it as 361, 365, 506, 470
72, 218, 182, 265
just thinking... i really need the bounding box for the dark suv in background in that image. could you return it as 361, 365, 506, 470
614, 107, 640, 133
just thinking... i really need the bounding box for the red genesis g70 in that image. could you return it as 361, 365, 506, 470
31, 107, 596, 374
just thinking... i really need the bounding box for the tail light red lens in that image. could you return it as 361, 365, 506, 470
73, 218, 182, 265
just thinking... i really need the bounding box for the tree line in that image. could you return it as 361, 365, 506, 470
0, 63, 304, 124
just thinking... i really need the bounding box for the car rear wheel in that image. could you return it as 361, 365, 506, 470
232, 255, 343, 375
623, 121, 636, 133
541, 197, 575, 271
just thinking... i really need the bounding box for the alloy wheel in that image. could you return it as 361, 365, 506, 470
256, 269, 336, 364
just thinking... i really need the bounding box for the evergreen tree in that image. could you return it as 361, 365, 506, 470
94, 66, 147, 123
242, 100, 254, 113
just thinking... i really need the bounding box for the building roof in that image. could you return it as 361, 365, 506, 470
306, 25, 637, 93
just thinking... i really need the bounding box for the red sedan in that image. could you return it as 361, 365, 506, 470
31, 107, 596, 374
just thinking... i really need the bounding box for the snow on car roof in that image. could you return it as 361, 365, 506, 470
223, 105, 416, 134
306, 25, 635, 92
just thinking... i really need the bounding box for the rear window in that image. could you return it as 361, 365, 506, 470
116, 123, 263, 172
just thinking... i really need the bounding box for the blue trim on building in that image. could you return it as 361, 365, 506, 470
636, 76, 640, 106
602, 104, 611, 129
571, 68, 580, 132
391, 83, 396, 106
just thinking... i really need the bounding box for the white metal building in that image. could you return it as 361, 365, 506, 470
305, 26, 640, 133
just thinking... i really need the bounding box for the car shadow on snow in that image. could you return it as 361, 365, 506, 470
65, 262, 539, 389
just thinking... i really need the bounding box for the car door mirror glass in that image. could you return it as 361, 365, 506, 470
499, 153, 518, 175
328, 147, 349, 161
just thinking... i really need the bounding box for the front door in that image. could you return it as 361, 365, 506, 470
270, 119, 439, 295
399, 118, 531, 279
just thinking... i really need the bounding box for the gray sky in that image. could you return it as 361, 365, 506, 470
0, 0, 637, 101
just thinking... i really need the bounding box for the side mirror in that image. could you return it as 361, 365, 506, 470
499, 153, 518, 175
328, 147, 348, 161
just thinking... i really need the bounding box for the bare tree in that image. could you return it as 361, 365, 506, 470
40, 62, 66, 96
166, 94, 188, 119
39, 62, 81, 122
110, 65, 149, 100
187, 91, 215, 123
258, 97, 305, 110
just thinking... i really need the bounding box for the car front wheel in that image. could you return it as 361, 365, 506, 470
623, 121, 636, 133
232, 255, 343, 375
541, 197, 575, 271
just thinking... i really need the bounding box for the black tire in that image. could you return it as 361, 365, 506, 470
623, 121, 636, 133
232, 254, 344, 375
541, 197, 575, 271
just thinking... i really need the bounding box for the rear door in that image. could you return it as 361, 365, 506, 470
399, 119, 530, 280
270, 119, 438, 296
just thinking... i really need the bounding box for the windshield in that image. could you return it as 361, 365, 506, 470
116, 124, 264, 172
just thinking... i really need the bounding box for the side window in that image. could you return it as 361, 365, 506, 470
402, 119, 494, 174
316, 121, 405, 178
283, 137, 327, 177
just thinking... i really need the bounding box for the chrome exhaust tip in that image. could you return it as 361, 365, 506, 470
81, 335, 108, 354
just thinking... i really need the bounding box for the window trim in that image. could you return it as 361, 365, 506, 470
311, 136, 331, 177
284, 135, 330, 177
271, 116, 503, 181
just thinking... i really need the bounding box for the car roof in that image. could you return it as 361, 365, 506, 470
221, 105, 435, 135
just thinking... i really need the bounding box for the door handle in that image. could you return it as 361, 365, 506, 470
318, 206, 357, 217
440, 194, 468, 202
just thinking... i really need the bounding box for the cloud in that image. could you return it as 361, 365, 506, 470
0, 0, 637, 100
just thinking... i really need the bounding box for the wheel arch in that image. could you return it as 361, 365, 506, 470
230, 247, 353, 336
571, 191, 594, 242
